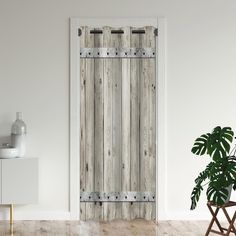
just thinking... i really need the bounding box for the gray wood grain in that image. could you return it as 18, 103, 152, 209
80, 26, 86, 220
103, 26, 114, 221
139, 26, 151, 219
130, 27, 141, 219
121, 27, 131, 220
94, 30, 104, 220
147, 26, 156, 221
111, 28, 122, 220
80, 26, 156, 221
85, 27, 95, 220
140, 26, 156, 220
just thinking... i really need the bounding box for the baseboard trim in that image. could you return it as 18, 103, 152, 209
165, 211, 210, 221
164, 210, 236, 221
0, 210, 71, 220
0, 209, 230, 221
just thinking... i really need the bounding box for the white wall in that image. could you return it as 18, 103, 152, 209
0, 0, 236, 220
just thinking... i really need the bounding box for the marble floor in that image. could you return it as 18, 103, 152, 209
0, 220, 213, 236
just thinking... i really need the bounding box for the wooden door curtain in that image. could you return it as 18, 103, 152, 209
80, 26, 156, 221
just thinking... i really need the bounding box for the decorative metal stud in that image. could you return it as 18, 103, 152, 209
80, 48, 156, 58
80, 191, 155, 202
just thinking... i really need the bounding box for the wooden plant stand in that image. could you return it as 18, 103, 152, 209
205, 201, 236, 236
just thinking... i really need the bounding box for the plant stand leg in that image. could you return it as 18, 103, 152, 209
205, 202, 236, 236
205, 206, 223, 236
222, 209, 236, 236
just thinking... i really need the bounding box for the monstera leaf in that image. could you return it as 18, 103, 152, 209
194, 162, 214, 185
210, 160, 236, 185
190, 162, 214, 210
208, 127, 234, 161
190, 184, 203, 210
206, 184, 229, 205
191, 127, 234, 161
191, 133, 211, 156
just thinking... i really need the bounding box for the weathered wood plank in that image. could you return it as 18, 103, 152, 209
121, 27, 131, 220
94, 29, 104, 220
79, 26, 86, 221
147, 26, 156, 221
139, 26, 151, 220
85, 27, 95, 220
130, 27, 141, 220
140, 26, 156, 220
111, 28, 122, 220
103, 26, 114, 221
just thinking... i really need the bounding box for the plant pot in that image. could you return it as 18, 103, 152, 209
224, 185, 233, 203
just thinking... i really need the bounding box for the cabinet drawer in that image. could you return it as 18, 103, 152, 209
1, 158, 38, 204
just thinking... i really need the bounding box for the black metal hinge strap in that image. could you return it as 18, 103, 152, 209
80, 191, 156, 202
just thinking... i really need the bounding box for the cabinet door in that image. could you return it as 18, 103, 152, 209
2, 158, 38, 204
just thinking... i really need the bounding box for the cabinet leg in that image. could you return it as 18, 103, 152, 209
10, 204, 13, 224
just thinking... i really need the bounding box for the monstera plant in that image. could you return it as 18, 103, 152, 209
190, 126, 236, 210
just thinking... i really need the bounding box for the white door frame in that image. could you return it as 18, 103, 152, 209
69, 17, 167, 221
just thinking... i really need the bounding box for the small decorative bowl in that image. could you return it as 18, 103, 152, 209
0, 146, 18, 159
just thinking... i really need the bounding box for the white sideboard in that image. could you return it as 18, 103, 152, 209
0, 158, 38, 204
